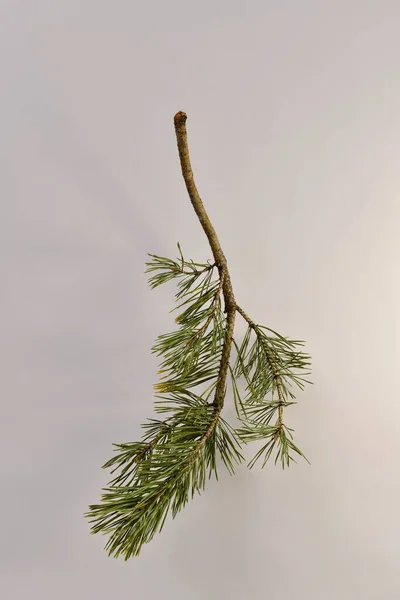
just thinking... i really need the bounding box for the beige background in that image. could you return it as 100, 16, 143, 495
1, 1, 400, 598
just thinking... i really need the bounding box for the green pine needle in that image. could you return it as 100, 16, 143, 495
86, 242, 312, 557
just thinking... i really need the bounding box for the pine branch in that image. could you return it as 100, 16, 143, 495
87, 391, 243, 558
233, 304, 312, 468
86, 111, 313, 559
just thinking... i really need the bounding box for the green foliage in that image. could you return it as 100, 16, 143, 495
86, 245, 242, 559
232, 325, 312, 402
147, 243, 226, 394
236, 420, 310, 469
86, 390, 243, 559
231, 324, 312, 468
86, 244, 312, 558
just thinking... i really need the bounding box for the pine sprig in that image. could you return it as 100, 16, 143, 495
237, 422, 310, 469
86, 391, 243, 559
86, 245, 242, 558
86, 111, 314, 559
150, 247, 226, 394
231, 307, 312, 468
145, 242, 215, 292
86, 250, 312, 556
232, 324, 312, 404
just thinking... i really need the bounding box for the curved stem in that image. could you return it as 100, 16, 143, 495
174, 111, 236, 410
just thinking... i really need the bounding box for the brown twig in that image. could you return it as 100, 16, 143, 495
174, 111, 236, 410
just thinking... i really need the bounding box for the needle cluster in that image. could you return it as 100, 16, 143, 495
86, 245, 311, 558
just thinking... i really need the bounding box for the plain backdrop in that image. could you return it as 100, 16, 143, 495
1, 1, 400, 599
